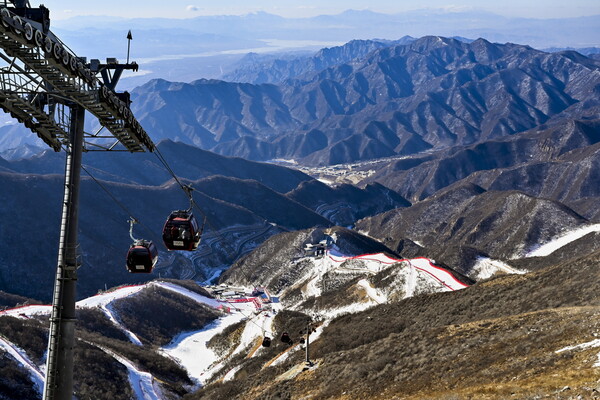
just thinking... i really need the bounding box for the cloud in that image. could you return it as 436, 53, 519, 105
186, 5, 200, 12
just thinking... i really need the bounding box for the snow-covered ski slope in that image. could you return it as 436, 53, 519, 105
0, 336, 44, 395
0, 251, 469, 398
0, 281, 221, 319
327, 251, 468, 291
0, 280, 277, 395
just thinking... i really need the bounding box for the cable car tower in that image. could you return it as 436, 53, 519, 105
0, 1, 154, 399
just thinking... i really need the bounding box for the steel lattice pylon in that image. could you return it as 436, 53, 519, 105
0, 2, 155, 399
0, 2, 154, 152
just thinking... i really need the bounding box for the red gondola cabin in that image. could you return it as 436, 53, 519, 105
162, 210, 202, 251
126, 240, 158, 273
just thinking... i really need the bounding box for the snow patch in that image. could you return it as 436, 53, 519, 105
472, 257, 526, 280
0, 305, 51, 318
357, 279, 386, 303
556, 338, 600, 353
556, 338, 600, 367
153, 282, 222, 308
525, 224, 600, 258
161, 313, 244, 385
223, 365, 243, 382
77, 284, 146, 308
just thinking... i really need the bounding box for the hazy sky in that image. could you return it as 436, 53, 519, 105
46, 0, 600, 20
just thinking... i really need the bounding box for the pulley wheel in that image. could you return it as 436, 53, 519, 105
34, 29, 44, 47
24, 22, 34, 42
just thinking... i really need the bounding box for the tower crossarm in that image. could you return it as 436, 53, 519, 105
0, 5, 154, 152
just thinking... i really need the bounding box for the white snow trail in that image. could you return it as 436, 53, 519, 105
96, 344, 163, 400
152, 282, 222, 308
405, 260, 417, 297
101, 304, 143, 346
160, 311, 248, 385
526, 224, 600, 258
327, 253, 467, 291
0, 336, 44, 395
357, 279, 386, 303
77, 284, 146, 308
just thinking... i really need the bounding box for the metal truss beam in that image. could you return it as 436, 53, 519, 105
0, 5, 155, 152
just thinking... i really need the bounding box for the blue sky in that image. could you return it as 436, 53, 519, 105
48, 0, 600, 20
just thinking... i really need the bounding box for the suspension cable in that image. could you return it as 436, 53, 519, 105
150, 146, 260, 284
79, 162, 158, 242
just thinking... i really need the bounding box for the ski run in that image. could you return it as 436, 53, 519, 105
11, 239, 590, 399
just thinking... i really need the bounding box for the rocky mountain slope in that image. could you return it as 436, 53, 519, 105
126, 36, 600, 166
362, 117, 600, 204
1, 213, 599, 400
0, 226, 470, 400
194, 246, 600, 400
223, 37, 416, 84
355, 183, 598, 276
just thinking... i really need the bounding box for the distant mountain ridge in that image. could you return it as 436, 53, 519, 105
223, 37, 417, 84
128, 36, 600, 166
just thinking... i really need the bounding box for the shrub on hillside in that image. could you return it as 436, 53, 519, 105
76, 308, 129, 342
0, 316, 48, 365
0, 291, 42, 310
207, 320, 244, 357
0, 352, 40, 400
88, 333, 192, 390
73, 341, 133, 400
111, 287, 222, 346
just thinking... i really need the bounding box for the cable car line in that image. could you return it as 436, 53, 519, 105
147, 150, 285, 337
149, 145, 260, 285
81, 147, 295, 350
80, 139, 285, 336
80, 164, 137, 222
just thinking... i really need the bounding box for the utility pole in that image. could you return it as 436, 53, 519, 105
305, 318, 314, 367
43, 105, 85, 400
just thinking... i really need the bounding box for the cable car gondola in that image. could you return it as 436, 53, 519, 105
162, 185, 206, 251
280, 332, 292, 345
162, 210, 204, 251
126, 240, 158, 273
125, 218, 158, 273
161, 185, 206, 251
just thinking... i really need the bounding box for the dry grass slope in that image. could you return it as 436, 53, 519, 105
188, 249, 600, 399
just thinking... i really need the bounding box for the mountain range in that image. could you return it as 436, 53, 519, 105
122, 36, 600, 167
1, 29, 600, 399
